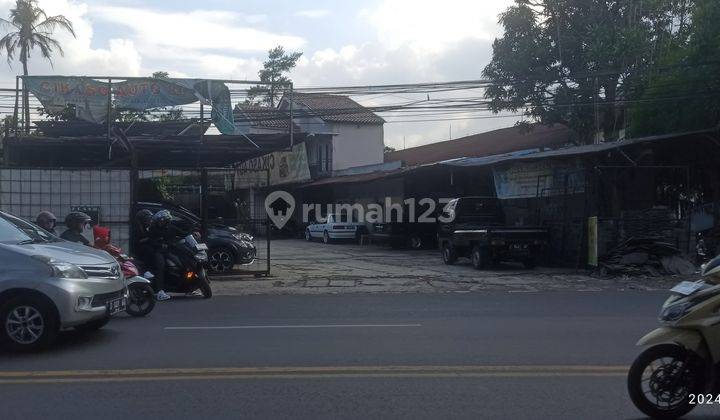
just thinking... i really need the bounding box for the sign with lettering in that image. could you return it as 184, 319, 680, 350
492, 160, 585, 199
25, 77, 110, 123
234, 143, 311, 188
25, 76, 238, 135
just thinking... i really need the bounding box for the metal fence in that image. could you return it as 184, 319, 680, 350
0, 167, 132, 249
0, 166, 271, 276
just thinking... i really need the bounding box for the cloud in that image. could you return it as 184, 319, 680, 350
362, 0, 509, 52
0, 0, 142, 86
92, 6, 304, 54
286, 0, 518, 148
296, 9, 330, 19
291, 36, 519, 149
0, 0, 518, 145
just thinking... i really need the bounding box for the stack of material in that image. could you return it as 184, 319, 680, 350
599, 237, 695, 277
620, 207, 678, 243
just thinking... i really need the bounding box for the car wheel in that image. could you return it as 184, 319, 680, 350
126, 283, 156, 317
323, 231, 332, 244
471, 246, 488, 269
208, 247, 235, 273
75, 316, 111, 332
441, 242, 457, 265
0, 294, 59, 352
522, 258, 537, 269
408, 235, 423, 250
305, 229, 312, 241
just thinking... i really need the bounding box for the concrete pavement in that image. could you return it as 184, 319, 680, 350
215, 239, 685, 295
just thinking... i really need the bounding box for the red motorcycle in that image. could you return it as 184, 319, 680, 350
93, 226, 155, 317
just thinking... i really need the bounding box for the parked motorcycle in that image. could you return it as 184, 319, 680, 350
627, 255, 720, 418
161, 233, 212, 298
93, 226, 155, 317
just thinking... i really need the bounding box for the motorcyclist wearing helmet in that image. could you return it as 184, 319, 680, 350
148, 210, 185, 301
133, 209, 154, 265
36, 211, 58, 235
60, 212, 92, 245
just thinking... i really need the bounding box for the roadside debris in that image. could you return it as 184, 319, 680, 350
599, 237, 696, 277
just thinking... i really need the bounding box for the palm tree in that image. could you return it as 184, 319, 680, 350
0, 0, 75, 129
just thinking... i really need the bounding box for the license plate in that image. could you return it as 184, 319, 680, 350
670, 281, 704, 296
107, 296, 127, 315
196, 243, 208, 251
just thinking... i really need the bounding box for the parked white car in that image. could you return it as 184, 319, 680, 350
305, 214, 362, 244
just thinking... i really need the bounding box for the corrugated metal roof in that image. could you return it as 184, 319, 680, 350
441, 129, 715, 168
299, 168, 408, 188
384, 124, 575, 166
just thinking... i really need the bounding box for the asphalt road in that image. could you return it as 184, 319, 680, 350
1, 291, 718, 419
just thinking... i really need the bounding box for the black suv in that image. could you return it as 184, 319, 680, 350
133, 202, 256, 273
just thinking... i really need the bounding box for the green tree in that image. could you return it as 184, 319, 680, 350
0, 0, 75, 128
247, 46, 302, 107
628, 0, 720, 136
483, 0, 685, 143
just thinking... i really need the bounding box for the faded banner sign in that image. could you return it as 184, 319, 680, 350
493, 160, 585, 199
114, 79, 198, 109
25, 77, 110, 123
25, 76, 237, 135
234, 143, 311, 188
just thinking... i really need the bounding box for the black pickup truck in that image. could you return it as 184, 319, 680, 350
438, 197, 548, 269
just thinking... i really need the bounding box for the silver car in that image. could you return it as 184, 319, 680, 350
0, 210, 127, 351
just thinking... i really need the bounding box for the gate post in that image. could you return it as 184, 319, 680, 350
201, 168, 209, 239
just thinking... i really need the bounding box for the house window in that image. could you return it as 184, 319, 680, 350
324, 143, 332, 171
314, 142, 332, 173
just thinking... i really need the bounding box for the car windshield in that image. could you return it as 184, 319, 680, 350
0, 213, 56, 244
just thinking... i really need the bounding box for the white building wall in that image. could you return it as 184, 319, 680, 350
329, 123, 384, 171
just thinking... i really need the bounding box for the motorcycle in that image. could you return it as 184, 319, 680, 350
627, 254, 720, 419
160, 233, 212, 299
93, 226, 156, 317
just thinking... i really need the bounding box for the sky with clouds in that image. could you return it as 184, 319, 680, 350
0, 0, 519, 149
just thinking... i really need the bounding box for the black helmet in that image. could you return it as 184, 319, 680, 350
65, 212, 92, 231
36, 211, 57, 230
135, 209, 153, 226
151, 209, 172, 226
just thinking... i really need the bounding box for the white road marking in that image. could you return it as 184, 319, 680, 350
164, 323, 423, 331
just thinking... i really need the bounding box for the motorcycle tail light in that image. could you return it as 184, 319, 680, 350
186, 271, 195, 281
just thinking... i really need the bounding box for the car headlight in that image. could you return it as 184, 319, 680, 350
233, 233, 254, 242
33, 256, 88, 279
51, 261, 88, 279
660, 301, 692, 322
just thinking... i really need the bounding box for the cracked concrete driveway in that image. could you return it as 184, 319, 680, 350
211, 239, 682, 295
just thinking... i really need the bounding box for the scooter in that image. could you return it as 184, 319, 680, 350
160, 233, 212, 298
627, 254, 720, 419
93, 226, 156, 317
